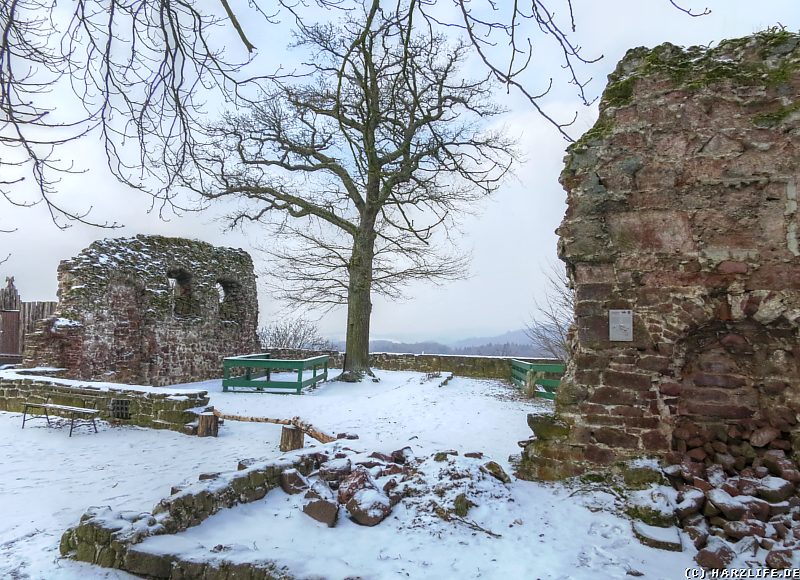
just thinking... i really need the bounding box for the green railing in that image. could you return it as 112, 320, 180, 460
510, 359, 566, 400
222, 353, 329, 394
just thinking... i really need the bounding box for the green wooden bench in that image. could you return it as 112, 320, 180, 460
510, 359, 566, 400
222, 353, 329, 394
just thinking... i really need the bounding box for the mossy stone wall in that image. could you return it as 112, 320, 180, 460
60, 454, 317, 578
0, 376, 210, 433
267, 348, 557, 380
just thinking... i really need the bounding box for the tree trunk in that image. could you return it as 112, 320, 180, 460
341, 230, 375, 381
279, 425, 305, 451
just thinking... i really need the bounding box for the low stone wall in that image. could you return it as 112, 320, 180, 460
267, 348, 558, 380
0, 373, 210, 434
60, 453, 317, 578
369, 353, 557, 379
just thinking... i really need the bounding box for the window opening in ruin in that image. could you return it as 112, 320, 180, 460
111, 399, 131, 420
217, 279, 243, 323
167, 268, 199, 317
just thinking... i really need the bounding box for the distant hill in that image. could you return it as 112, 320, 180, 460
369, 339, 451, 354
449, 328, 531, 349
331, 329, 551, 357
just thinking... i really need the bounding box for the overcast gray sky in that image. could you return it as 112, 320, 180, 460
2, 1, 799, 343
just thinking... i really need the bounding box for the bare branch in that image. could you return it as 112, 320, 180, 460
525, 261, 574, 361
1, 0, 710, 226
669, 1, 711, 17
219, 0, 256, 52
258, 317, 333, 350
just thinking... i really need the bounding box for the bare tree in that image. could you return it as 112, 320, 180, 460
0, 0, 262, 228
525, 262, 574, 361
258, 317, 333, 350
180, 5, 516, 379
0, 0, 709, 230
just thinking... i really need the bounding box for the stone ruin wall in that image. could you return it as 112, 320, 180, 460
24, 235, 260, 386
520, 30, 800, 480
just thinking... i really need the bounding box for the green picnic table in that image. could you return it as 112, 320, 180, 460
222, 353, 329, 394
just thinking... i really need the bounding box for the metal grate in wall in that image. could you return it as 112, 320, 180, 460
111, 399, 131, 420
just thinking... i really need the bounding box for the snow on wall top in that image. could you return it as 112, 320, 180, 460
56, 234, 257, 320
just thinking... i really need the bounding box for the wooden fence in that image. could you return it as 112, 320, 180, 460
0, 285, 21, 310
0, 282, 57, 360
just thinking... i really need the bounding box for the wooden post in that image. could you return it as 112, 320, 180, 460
280, 425, 304, 452
198, 412, 219, 437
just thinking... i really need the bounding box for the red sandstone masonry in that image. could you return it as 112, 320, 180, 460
519, 31, 800, 481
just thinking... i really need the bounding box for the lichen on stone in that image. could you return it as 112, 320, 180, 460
635, 28, 799, 90
753, 102, 800, 127
568, 28, 800, 157
569, 114, 615, 152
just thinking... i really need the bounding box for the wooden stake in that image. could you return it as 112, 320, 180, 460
279, 425, 304, 452
198, 412, 219, 437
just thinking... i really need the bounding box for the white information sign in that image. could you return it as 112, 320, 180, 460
609, 309, 633, 342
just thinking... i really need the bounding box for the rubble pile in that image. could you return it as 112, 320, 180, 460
278, 446, 512, 530
663, 419, 800, 569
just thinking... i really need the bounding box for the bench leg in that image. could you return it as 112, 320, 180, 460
91, 417, 98, 433
22, 407, 28, 429
44, 408, 52, 428
69, 414, 75, 437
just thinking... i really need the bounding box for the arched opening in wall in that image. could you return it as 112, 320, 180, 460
217, 279, 243, 323
668, 318, 799, 471
167, 268, 199, 317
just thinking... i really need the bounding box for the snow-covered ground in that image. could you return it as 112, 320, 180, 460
181, 370, 540, 464
0, 369, 697, 579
